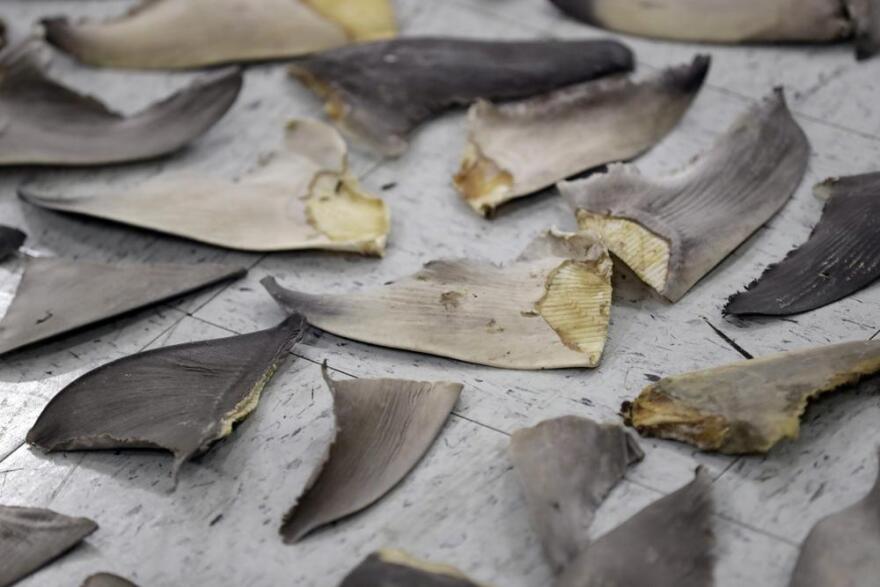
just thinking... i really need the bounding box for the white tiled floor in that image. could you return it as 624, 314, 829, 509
1, 1, 879, 585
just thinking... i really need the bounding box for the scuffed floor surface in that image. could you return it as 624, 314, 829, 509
2, 1, 880, 586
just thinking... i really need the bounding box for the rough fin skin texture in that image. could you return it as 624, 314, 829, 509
81, 574, 139, 587
339, 550, 484, 587
289, 37, 634, 156
0, 505, 98, 587
26, 315, 305, 481
788, 450, 880, 587
0, 225, 25, 261
280, 366, 462, 542
20, 119, 390, 256
622, 340, 880, 454
557, 468, 714, 587
262, 229, 613, 370
549, 0, 877, 58
455, 56, 709, 216
848, 0, 880, 58
726, 172, 880, 317
565, 88, 809, 302
509, 416, 644, 571
0, 257, 246, 356
42, 0, 397, 69
0, 42, 241, 166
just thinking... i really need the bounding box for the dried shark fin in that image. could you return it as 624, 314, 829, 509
20, 119, 390, 256
289, 38, 635, 156
549, 0, 878, 59
0, 42, 241, 166
0, 225, 25, 261
0, 505, 98, 587
726, 172, 880, 317
622, 340, 880, 454
281, 366, 462, 542
262, 229, 614, 370
557, 468, 713, 587
509, 416, 644, 571
0, 257, 245, 356
81, 574, 139, 587
27, 315, 305, 482
455, 56, 709, 216
339, 550, 485, 587
42, 0, 396, 69
789, 450, 880, 587
564, 88, 809, 302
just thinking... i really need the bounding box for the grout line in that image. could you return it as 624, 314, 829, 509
135, 311, 192, 352
623, 474, 668, 496
714, 511, 800, 547
706, 82, 880, 143
187, 314, 243, 336
714, 456, 743, 481
625, 474, 800, 546
165, 253, 268, 319
451, 412, 511, 437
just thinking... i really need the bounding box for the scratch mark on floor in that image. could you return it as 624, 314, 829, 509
702, 317, 754, 360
